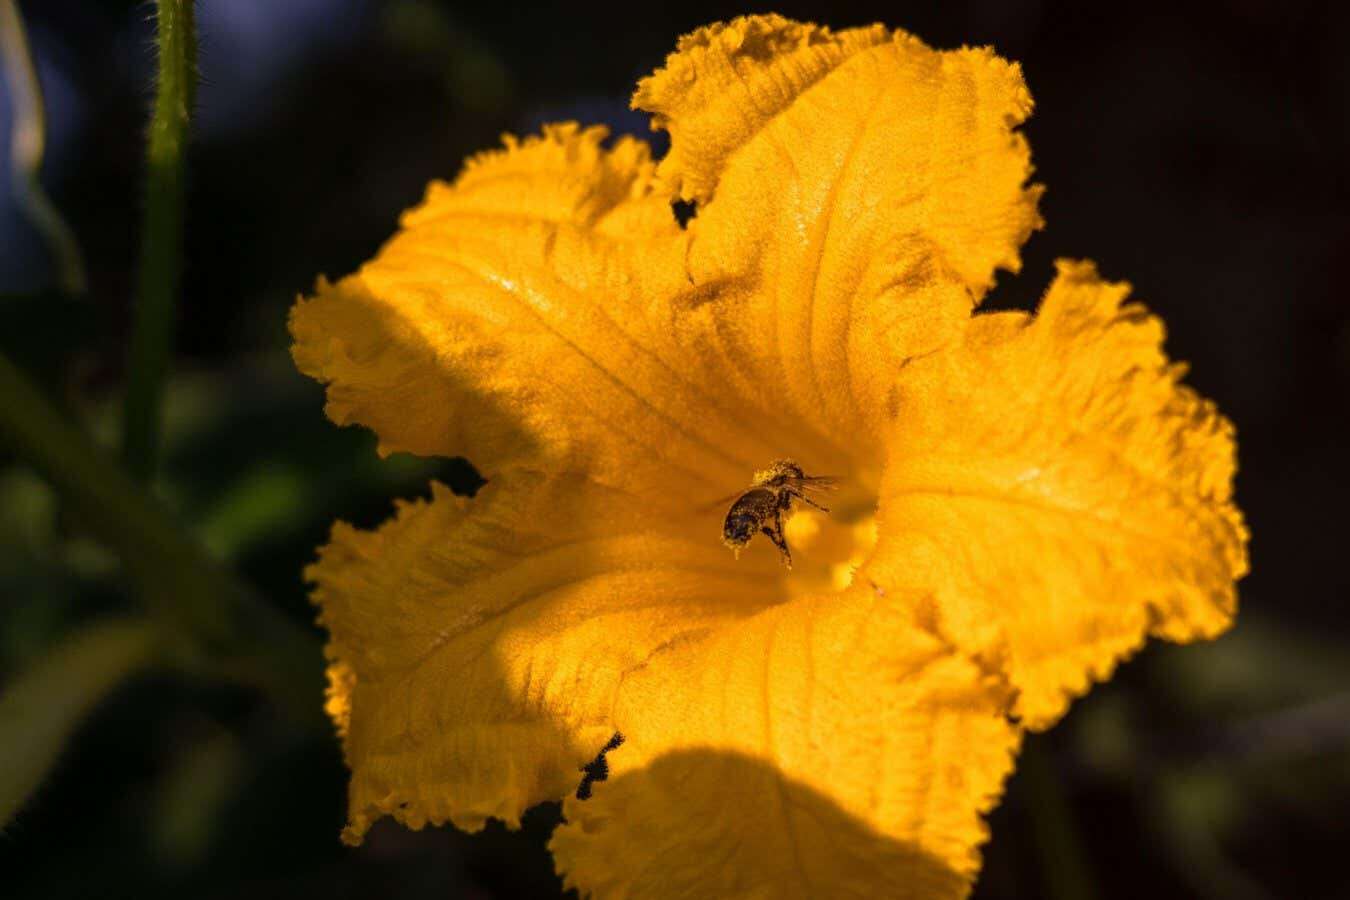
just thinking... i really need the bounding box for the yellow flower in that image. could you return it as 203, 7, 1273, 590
290, 14, 1247, 898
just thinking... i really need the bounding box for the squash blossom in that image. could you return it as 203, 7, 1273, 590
290, 14, 1248, 899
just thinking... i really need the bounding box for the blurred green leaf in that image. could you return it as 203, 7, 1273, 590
129, 359, 465, 558
1071, 691, 1137, 778
197, 464, 307, 558
151, 728, 245, 871
1154, 618, 1350, 713
0, 617, 158, 827
0, 465, 57, 553
3, 351, 237, 642
1150, 767, 1271, 900
0, 352, 324, 722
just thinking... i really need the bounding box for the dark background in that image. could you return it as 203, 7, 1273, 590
2, 1, 1347, 897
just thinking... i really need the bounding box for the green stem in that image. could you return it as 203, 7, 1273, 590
0, 353, 324, 723
1022, 739, 1099, 900
0, 0, 87, 294
121, 0, 196, 482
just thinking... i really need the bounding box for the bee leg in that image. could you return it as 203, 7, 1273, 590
761, 512, 792, 569
792, 491, 830, 513
761, 526, 792, 568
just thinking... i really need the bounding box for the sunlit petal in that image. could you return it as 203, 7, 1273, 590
870, 260, 1247, 728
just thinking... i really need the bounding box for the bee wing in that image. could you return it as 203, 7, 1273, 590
784, 475, 840, 495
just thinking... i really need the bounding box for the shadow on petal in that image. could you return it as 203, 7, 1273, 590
553, 747, 978, 900
300, 271, 791, 845
290, 273, 545, 469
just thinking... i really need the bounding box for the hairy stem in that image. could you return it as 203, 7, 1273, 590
121, 0, 196, 481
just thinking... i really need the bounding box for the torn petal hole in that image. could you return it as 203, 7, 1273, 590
575, 732, 625, 800
671, 199, 697, 229
431, 455, 487, 497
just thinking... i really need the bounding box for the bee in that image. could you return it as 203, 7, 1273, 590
722, 459, 836, 568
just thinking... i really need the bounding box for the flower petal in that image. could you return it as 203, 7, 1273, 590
870, 260, 1249, 729
635, 15, 1042, 447
308, 472, 786, 843
290, 123, 791, 500
551, 587, 1020, 899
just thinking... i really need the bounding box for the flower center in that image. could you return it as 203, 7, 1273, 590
782, 480, 879, 597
